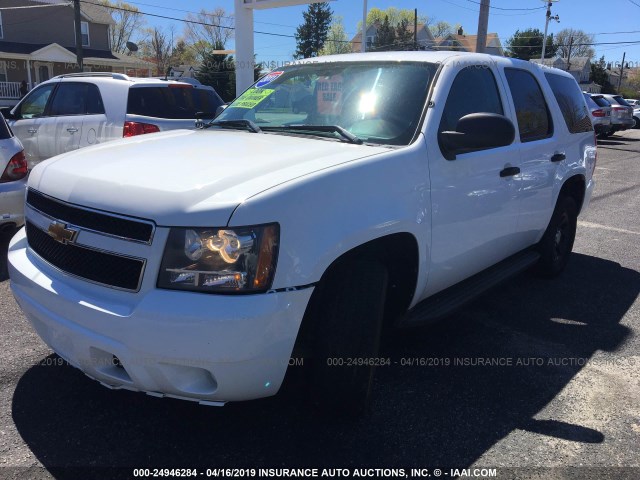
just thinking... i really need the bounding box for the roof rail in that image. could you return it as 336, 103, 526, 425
52, 72, 131, 81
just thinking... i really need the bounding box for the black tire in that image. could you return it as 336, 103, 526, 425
309, 258, 388, 417
633, 116, 640, 129
535, 195, 578, 277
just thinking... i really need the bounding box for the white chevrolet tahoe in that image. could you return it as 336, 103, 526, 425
8, 52, 596, 415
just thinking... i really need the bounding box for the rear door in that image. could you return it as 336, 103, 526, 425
8, 83, 56, 168
500, 67, 558, 247
424, 63, 521, 296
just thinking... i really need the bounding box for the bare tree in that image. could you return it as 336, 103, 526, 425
430, 21, 454, 39
141, 26, 174, 76
183, 8, 234, 62
554, 28, 595, 59
100, 0, 145, 54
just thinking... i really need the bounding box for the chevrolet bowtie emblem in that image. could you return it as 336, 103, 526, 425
47, 222, 78, 245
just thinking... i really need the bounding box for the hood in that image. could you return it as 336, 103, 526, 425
28, 129, 388, 226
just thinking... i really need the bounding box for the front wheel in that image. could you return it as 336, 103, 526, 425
308, 258, 388, 417
535, 195, 578, 277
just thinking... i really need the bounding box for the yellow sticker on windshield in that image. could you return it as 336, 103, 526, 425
233, 88, 274, 109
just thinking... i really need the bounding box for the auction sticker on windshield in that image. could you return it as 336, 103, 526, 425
233, 89, 275, 109
256, 71, 284, 88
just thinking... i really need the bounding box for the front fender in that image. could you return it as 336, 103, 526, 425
229, 137, 432, 308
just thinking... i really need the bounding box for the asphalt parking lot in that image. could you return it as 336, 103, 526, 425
0, 130, 638, 480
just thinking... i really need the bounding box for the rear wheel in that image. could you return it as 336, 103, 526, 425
308, 258, 388, 417
535, 195, 578, 277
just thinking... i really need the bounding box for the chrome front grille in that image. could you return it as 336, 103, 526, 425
26, 189, 155, 244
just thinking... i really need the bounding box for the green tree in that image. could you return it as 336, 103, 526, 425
319, 17, 353, 56
372, 16, 396, 51
294, 2, 333, 59
361, 7, 429, 29
395, 18, 414, 49
169, 40, 197, 67
506, 28, 557, 61
590, 56, 615, 94
197, 43, 262, 101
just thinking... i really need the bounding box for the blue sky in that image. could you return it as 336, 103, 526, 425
129, 0, 640, 67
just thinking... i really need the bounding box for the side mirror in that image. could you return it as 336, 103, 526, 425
439, 113, 515, 161
215, 104, 229, 118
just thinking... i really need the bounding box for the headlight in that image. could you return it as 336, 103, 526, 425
157, 224, 279, 293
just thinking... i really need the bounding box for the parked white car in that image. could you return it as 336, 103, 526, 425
8, 52, 596, 415
4, 73, 224, 168
0, 112, 27, 234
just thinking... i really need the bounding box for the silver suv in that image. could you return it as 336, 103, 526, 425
5, 73, 224, 168
583, 93, 611, 136
600, 94, 634, 136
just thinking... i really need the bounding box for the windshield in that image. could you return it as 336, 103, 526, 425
216, 61, 438, 146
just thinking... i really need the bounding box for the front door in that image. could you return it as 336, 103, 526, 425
9, 83, 56, 168
423, 64, 522, 297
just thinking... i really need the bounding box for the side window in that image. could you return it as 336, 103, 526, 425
504, 68, 553, 142
545, 73, 593, 134
49, 83, 105, 116
16, 84, 55, 119
439, 65, 503, 135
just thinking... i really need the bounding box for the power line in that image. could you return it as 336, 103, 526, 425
81, 0, 360, 44
435, 0, 544, 16
628, 0, 640, 7
462, 0, 546, 11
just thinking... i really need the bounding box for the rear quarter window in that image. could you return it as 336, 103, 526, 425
545, 73, 593, 134
127, 86, 224, 119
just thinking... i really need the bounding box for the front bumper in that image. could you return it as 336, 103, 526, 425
8, 228, 313, 404
0, 178, 26, 229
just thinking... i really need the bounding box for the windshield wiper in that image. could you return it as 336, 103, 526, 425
207, 119, 262, 133
262, 125, 363, 145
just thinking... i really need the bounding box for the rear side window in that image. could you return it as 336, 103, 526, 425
127, 86, 224, 119
545, 74, 592, 134
439, 65, 503, 134
0, 114, 12, 140
505, 68, 552, 142
612, 96, 630, 107
591, 95, 610, 108
49, 82, 105, 116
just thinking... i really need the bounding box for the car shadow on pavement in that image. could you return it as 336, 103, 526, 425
11, 253, 637, 478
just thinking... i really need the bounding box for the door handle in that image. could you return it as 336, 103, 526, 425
551, 153, 566, 162
500, 166, 520, 177
27, 128, 37, 134
66, 128, 78, 133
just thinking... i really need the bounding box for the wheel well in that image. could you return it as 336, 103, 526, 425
293, 233, 419, 356
559, 175, 586, 213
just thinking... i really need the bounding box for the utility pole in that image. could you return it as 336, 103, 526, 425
566, 36, 573, 71
414, 8, 418, 50
541, 0, 560, 60
475, 0, 490, 54
361, 0, 367, 53
617, 52, 626, 92
73, 0, 84, 71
